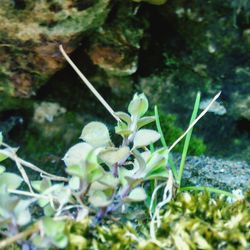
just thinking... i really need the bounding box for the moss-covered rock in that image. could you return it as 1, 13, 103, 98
0, 0, 110, 98
87, 0, 147, 77
65, 190, 250, 249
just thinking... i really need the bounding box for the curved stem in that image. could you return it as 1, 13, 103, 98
0, 222, 40, 249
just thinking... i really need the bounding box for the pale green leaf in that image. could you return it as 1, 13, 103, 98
0, 152, 8, 163
0, 173, 23, 190
80, 122, 110, 147
137, 116, 155, 129
32, 235, 50, 248
88, 191, 112, 207
43, 204, 55, 216
43, 217, 65, 238
69, 176, 81, 190
31, 179, 51, 193
115, 122, 131, 137
114, 112, 131, 124
38, 198, 49, 208
63, 142, 93, 167
0, 132, 3, 144
133, 129, 161, 148
14, 199, 32, 214
0, 193, 19, 218
87, 168, 103, 183
51, 185, 71, 208
98, 173, 119, 188
52, 234, 68, 249
16, 208, 31, 226
0, 165, 5, 174
66, 165, 85, 178
125, 187, 146, 202
145, 165, 168, 180
99, 146, 130, 166
128, 93, 148, 117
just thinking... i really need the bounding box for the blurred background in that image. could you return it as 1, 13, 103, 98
0, 0, 249, 175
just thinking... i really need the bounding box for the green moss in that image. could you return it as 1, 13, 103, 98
64, 189, 250, 249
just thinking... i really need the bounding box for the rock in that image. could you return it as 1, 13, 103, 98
87, 1, 146, 76
138, 0, 250, 121
180, 155, 250, 192
33, 102, 66, 124
0, 0, 110, 97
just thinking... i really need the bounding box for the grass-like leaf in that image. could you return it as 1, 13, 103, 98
154, 105, 178, 179
177, 92, 201, 186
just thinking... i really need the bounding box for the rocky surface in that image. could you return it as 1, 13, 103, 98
0, 0, 110, 97
0, 0, 249, 163
181, 155, 250, 192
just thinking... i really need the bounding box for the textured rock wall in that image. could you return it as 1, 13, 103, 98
0, 0, 249, 163
0, 0, 110, 97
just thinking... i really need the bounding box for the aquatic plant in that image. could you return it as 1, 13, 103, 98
0, 46, 242, 249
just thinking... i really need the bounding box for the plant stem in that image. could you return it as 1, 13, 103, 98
167, 91, 221, 153
0, 222, 40, 249
59, 45, 120, 122
0, 143, 68, 182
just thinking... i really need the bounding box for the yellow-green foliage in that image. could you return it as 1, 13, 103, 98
64, 190, 250, 250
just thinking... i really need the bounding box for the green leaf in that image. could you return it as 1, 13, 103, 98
31, 178, 51, 193
63, 142, 93, 167
51, 185, 71, 208
114, 112, 131, 124
38, 198, 49, 208
43, 204, 55, 216
69, 176, 81, 190
87, 168, 103, 183
43, 217, 65, 238
66, 165, 85, 178
178, 92, 201, 185
0, 173, 23, 190
16, 208, 31, 226
52, 234, 68, 249
80, 122, 110, 147
115, 121, 131, 137
125, 187, 146, 202
128, 93, 148, 117
98, 173, 119, 188
0, 193, 19, 218
145, 165, 168, 180
0, 165, 6, 174
0, 132, 3, 144
0, 150, 8, 163
137, 116, 155, 129
133, 129, 161, 148
99, 146, 130, 166
32, 235, 50, 248
88, 191, 112, 207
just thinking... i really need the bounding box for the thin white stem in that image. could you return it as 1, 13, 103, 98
8, 189, 51, 200
59, 45, 120, 122
168, 91, 221, 153
18, 158, 68, 182
149, 182, 165, 219
0, 143, 68, 182
14, 155, 34, 193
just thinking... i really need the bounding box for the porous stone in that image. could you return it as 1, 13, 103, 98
180, 155, 250, 192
